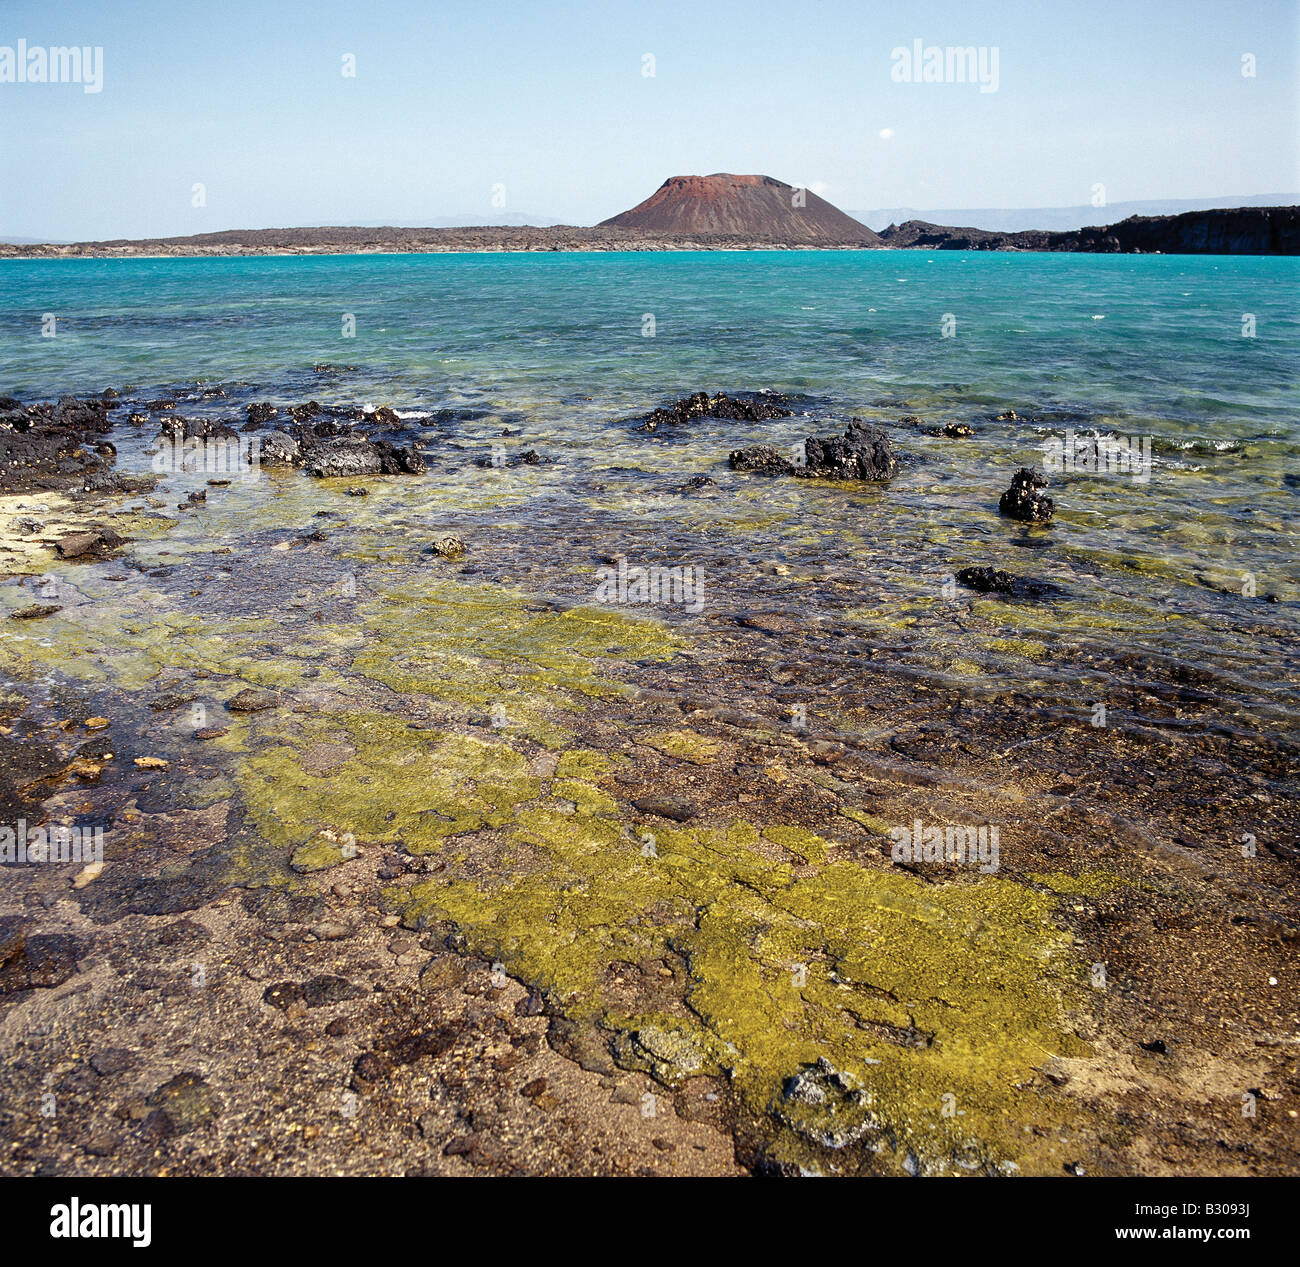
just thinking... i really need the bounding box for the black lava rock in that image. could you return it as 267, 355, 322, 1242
802, 420, 897, 480
638, 391, 791, 432
729, 444, 793, 474
956, 566, 1017, 594
999, 468, 1054, 522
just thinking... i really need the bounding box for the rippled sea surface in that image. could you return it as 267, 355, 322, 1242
2, 250, 1297, 736
2, 250, 1299, 1176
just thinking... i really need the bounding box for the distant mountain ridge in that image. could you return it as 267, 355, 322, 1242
878, 205, 1300, 255
599, 174, 881, 245
851, 195, 1299, 234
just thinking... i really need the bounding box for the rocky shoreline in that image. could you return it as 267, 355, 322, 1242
1, 380, 1296, 1178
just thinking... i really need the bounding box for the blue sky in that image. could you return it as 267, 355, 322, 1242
1, 0, 1296, 238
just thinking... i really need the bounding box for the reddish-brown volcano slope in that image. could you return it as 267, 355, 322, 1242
599, 174, 882, 245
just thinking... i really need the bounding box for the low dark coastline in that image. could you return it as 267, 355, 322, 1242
4, 204, 1297, 257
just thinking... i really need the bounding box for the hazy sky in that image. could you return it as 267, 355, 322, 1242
2, 0, 1296, 238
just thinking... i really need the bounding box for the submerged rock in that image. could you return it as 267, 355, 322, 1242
999, 468, 1054, 522
144, 1072, 222, 1134
956, 566, 1017, 594
614, 1023, 711, 1086
226, 687, 279, 713
54, 526, 127, 558
729, 444, 792, 474
631, 795, 697, 822
263, 975, 366, 1011
429, 535, 466, 559
638, 390, 791, 433
730, 420, 898, 481
0, 919, 84, 994
680, 474, 718, 492
955, 565, 1063, 599
474, 448, 550, 468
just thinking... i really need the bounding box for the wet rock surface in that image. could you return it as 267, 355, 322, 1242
637, 390, 791, 433
999, 467, 1055, 522
0, 920, 84, 994
303, 437, 427, 478
731, 419, 898, 480
54, 526, 127, 559
0, 396, 118, 493
0, 374, 1295, 1182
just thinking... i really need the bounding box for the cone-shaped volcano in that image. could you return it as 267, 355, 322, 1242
599, 174, 881, 245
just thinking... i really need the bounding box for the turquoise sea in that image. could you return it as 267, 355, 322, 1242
2, 249, 1298, 1178
2, 250, 1298, 737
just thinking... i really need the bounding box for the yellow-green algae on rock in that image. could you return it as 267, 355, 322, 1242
0, 582, 309, 693
642, 729, 725, 764
4, 553, 1094, 1171
373, 771, 1092, 1173
1030, 869, 1127, 898
236, 710, 542, 862
348, 572, 684, 746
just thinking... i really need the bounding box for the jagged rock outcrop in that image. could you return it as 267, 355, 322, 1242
999, 469, 1054, 522
637, 390, 791, 433
730, 420, 898, 480
0, 395, 118, 492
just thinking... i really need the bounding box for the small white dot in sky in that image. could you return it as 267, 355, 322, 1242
879, 128, 895, 140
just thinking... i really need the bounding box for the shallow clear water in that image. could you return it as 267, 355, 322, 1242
2, 250, 1297, 736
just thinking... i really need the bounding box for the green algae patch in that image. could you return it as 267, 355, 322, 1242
555, 748, 625, 780
0, 595, 308, 694
236, 711, 541, 857
289, 838, 347, 873
1030, 869, 1127, 898
551, 778, 619, 817
643, 729, 724, 764
762, 824, 829, 864
348, 573, 682, 742
391, 773, 1092, 1172
838, 806, 892, 836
